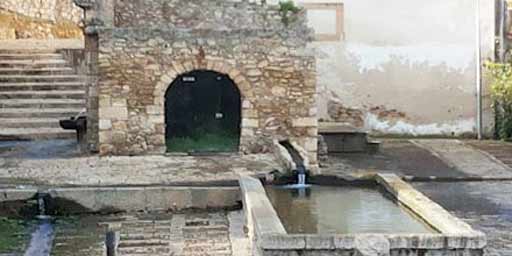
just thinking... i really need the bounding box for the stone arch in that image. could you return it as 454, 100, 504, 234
151, 60, 256, 153
154, 60, 252, 106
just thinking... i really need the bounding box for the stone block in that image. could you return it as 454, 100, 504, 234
0, 27, 15, 40
333, 235, 356, 249
100, 106, 128, 120
99, 131, 112, 143
305, 235, 335, 250
242, 118, 259, 128
99, 119, 112, 130
292, 118, 317, 127
260, 234, 306, 250
112, 98, 127, 107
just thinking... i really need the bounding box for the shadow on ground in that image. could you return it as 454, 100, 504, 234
0, 140, 81, 159
321, 139, 467, 179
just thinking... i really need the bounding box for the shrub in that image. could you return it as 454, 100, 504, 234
279, 0, 301, 26
485, 61, 512, 140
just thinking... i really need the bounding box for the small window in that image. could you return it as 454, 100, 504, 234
302, 3, 344, 42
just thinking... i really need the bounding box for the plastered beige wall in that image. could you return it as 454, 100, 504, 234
300, 0, 495, 136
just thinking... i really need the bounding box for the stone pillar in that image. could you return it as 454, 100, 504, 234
85, 34, 100, 153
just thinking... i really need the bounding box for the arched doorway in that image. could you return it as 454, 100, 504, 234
165, 70, 241, 153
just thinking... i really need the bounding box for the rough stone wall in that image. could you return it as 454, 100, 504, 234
0, 0, 82, 23
0, 8, 83, 40
115, 0, 281, 29
87, 0, 317, 162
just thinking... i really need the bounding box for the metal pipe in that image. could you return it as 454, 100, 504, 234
476, 0, 483, 140
499, 0, 507, 62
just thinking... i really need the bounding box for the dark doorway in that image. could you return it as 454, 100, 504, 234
165, 70, 241, 153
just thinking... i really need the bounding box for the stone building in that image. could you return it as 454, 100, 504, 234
74, 0, 318, 163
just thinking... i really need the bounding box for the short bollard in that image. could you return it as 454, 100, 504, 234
106, 230, 120, 256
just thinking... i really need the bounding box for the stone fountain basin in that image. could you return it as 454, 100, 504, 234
239, 174, 486, 256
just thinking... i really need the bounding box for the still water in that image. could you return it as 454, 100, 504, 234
266, 185, 435, 234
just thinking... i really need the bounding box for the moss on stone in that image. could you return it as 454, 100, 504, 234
0, 217, 30, 253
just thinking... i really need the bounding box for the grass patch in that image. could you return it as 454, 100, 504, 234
0, 217, 29, 253
167, 133, 239, 153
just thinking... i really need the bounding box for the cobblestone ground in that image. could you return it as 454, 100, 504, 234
413, 181, 512, 256
49, 210, 249, 256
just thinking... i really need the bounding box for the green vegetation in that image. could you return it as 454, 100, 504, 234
167, 133, 239, 153
485, 61, 512, 140
279, 0, 302, 26
0, 217, 29, 253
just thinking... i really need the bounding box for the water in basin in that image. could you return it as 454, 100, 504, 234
266, 185, 435, 234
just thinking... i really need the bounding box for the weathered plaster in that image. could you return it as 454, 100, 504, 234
302, 0, 495, 136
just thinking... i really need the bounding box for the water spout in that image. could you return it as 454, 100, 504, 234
298, 173, 306, 186
37, 194, 46, 216
279, 140, 311, 190
36, 193, 51, 220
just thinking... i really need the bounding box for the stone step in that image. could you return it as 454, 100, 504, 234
0, 128, 75, 141
0, 53, 63, 60
0, 82, 85, 91
0, 67, 75, 75
0, 108, 83, 118
0, 49, 57, 54
0, 90, 86, 99
0, 59, 68, 68
0, 118, 62, 128
0, 99, 86, 108
0, 75, 83, 83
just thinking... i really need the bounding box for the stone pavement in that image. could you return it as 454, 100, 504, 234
414, 181, 512, 256
320, 139, 469, 180
468, 140, 512, 169
411, 139, 512, 179
0, 153, 280, 186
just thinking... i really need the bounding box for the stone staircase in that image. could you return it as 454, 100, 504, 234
0, 50, 86, 140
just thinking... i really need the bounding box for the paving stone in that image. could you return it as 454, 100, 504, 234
0, 151, 280, 186
411, 139, 512, 179
414, 181, 512, 256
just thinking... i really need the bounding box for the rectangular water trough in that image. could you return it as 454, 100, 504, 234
239, 173, 486, 256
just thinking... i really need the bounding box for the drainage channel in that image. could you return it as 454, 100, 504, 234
24, 193, 55, 256
0, 185, 242, 255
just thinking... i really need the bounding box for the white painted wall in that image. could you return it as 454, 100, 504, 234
296, 0, 495, 136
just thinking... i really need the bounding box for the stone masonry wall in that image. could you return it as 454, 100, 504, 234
115, 0, 289, 30
89, 0, 318, 163
0, 0, 82, 23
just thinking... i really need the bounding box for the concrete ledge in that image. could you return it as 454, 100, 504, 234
0, 188, 38, 202
0, 186, 240, 213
